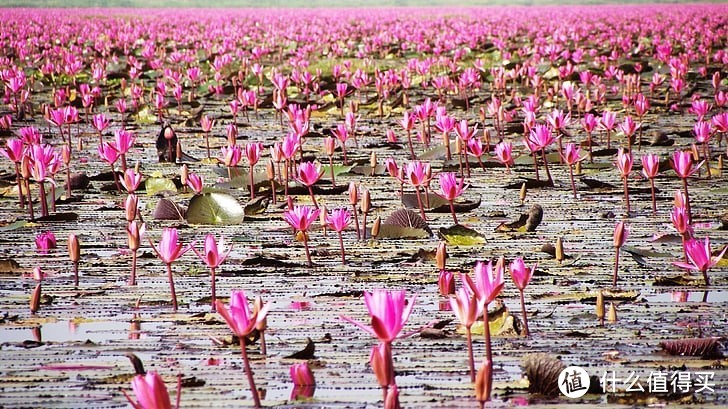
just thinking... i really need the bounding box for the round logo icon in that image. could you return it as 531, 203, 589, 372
558, 366, 590, 398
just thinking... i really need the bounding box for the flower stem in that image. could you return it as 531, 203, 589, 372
449, 200, 458, 225
351, 204, 360, 240
623, 176, 631, 214
249, 164, 255, 199
338, 232, 346, 265
482, 305, 492, 402
466, 327, 475, 383
649, 178, 656, 216
129, 251, 137, 286
240, 342, 261, 408
415, 186, 427, 221
568, 165, 577, 199
210, 267, 216, 312
612, 247, 620, 287
541, 150, 552, 184
308, 186, 318, 208
302, 233, 312, 267
406, 130, 415, 160
73, 261, 79, 288
682, 178, 692, 223
166, 263, 178, 311
328, 156, 336, 187
519, 290, 530, 337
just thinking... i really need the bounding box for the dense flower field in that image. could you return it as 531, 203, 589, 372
0, 4, 727, 408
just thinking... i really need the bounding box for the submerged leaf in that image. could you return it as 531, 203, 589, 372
145, 177, 177, 196
384, 209, 431, 233
186, 192, 245, 225
153, 198, 186, 220
439, 224, 486, 246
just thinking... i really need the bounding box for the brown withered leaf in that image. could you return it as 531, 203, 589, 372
285, 337, 316, 359
660, 337, 723, 359
522, 353, 565, 397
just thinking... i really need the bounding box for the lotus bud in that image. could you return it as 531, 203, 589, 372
360, 188, 371, 214
164, 126, 174, 141
324, 136, 336, 157
555, 237, 564, 264
436, 241, 447, 271
519, 182, 527, 205
718, 155, 723, 175
607, 302, 617, 323
180, 164, 189, 190
438, 270, 455, 295
596, 290, 605, 323
68, 234, 80, 263
30, 283, 41, 314
455, 136, 462, 155
125, 194, 138, 222
370, 343, 393, 388
613, 221, 628, 248
32, 266, 45, 282
575, 160, 582, 175
134, 161, 140, 173
227, 123, 238, 146
320, 204, 328, 236
176, 140, 182, 162
61, 144, 71, 165
371, 216, 381, 237
266, 159, 275, 180
370, 151, 377, 176
348, 181, 358, 205
691, 143, 700, 162
475, 359, 492, 404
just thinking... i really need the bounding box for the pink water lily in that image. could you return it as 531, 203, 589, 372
150, 228, 190, 311
509, 257, 536, 337
341, 289, 416, 344
673, 237, 727, 286
127, 371, 173, 409
284, 205, 320, 266
121, 168, 142, 193
327, 208, 352, 264
216, 290, 269, 408
186, 172, 203, 194
182, 234, 229, 308
290, 362, 315, 386
450, 286, 481, 382
435, 172, 467, 225
295, 161, 323, 208
641, 153, 660, 215
671, 150, 703, 222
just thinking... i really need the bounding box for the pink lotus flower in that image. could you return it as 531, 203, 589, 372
35, 231, 57, 253
450, 286, 481, 382
463, 258, 505, 309
494, 141, 514, 171
616, 148, 633, 213
193, 233, 232, 270
671, 150, 702, 222
186, 172, 203, 194
671, 205, 692, 237
91, 113, 110, 136
121, 169, 142, 193
128, 371, 172, 409
435, 172, 467, 225
284, 205, 320, 266
341, 289, 416, 344
673, 237, 727, 286
150, 228, 189, 311
216, 289, 269, 337
561, 143, 583, 198
295, 161, 323, 208
671, 150, 701, 179
290, 362, 315, 386
216, 289, 269, 408
438, 270, 454, 295
1, 138, 24, 163
221, 145, 242, 167
618, 116, 638, 148
642, 153, 660, 215
509, 257, 536, 337
245, 142, 263, 199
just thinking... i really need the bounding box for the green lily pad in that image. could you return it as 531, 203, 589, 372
135, 107, 158, 125
145, 177, 177, 196
186, 192, 245, 225
438, 224, 486, 246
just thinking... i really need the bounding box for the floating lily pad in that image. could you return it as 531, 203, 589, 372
401, 193, 481, 213
438, 224, 486, 246
186, 192, 245, 225
153, 198, 186, 220
384, 209, 431, 234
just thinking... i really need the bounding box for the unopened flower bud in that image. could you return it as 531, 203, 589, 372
360, 188, 371, 214
348, 181, 358, 205
555, 237, 564, 264
436, 241, 447, 271
607, 302, 618, 323
67, 234, 80, 263
371, 216, 381, 237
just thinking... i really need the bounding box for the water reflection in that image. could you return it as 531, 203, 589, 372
645, 290, 728, 303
